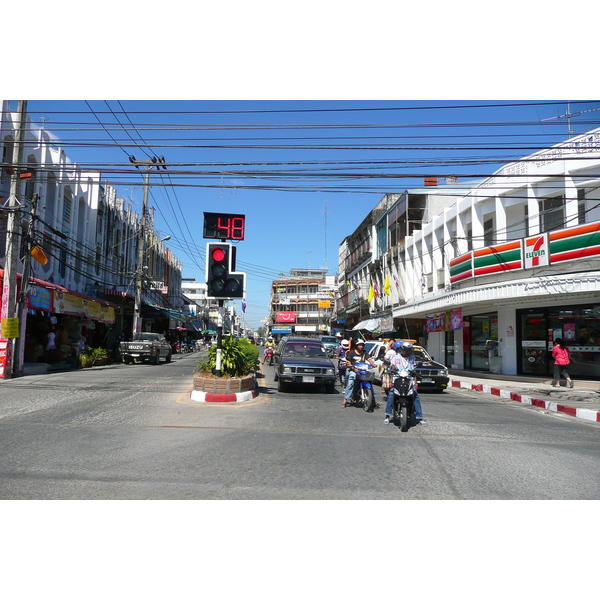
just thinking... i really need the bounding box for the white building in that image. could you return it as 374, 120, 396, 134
391, 128, 600, 377
0, 100, 184, 362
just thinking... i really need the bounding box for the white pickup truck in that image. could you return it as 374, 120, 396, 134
119, 332, 173, 365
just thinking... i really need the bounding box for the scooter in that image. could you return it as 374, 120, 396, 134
388, 366, 417, 431
350, 361, 376, 412
264, 345, 274, 366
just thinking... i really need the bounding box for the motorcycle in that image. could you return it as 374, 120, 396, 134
349, 361, 375, 412
388, 365, 418, 431
264, 345, 275, 366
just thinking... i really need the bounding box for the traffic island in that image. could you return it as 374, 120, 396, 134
191, 372, 257, 403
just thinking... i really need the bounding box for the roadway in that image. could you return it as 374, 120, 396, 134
0, 352, 597, 500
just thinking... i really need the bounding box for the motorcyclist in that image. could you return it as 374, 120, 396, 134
384, 341, 427, 426
263, 336, 275, 364
337, 339, 350, 386
342, 340, 376, 408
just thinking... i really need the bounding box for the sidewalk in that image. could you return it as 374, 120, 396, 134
449, 370, 600, 423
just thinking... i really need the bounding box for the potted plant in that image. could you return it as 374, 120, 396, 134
77, 347, 108, 368
193, 336, 259, 394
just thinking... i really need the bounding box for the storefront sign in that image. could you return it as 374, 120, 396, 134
472, 240, 523, 277
524, 234, 549, 268
54, 292, 85, 315
272, 325, 292, 334
53, 291, 115, 323
449, 252, 473, 284
276, 312, 296, 323
549, 221, 600, 265
99, 306, 115, 324
27, 285, 53, 311
451, 220, 600, 286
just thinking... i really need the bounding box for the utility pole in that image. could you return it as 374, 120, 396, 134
1, 100, 27, 380
129, 156, 166, 338
14, 193, 40, 374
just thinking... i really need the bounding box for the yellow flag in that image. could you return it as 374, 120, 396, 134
367, 284, 375, 303
383, 274, 391, 296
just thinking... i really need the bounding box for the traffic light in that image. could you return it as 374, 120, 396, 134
206, 243, 246, 299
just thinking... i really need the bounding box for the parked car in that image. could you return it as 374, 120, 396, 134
364, 340, 449, 392
274, 336, 337, 393
120, 332, 172, 365
319, 335, 340, 358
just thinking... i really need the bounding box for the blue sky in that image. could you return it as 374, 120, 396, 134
21, 99, 600, 329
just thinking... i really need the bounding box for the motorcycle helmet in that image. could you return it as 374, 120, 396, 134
399, 341, 413, 357
341, 340, 349, 349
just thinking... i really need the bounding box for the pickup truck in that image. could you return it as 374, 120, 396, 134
119, 332, 173, 365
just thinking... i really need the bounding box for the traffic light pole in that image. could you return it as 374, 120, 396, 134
216, 299, 224, 376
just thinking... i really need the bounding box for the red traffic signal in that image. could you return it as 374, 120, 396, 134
206, 243, 245, 299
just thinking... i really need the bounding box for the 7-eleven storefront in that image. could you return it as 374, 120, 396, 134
401, 220, 600, 378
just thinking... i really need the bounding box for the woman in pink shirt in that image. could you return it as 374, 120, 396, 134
551, 338, 574, 388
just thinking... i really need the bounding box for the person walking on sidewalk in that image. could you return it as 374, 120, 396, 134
551, 338, 574, 388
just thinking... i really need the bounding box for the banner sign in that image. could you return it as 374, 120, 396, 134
54, 291, 115, 323
450, 308, 463, 330
426, 313, 446, 333
276, 311, 296, 323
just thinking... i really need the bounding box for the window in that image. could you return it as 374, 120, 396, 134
539, 195, 564, 232
484, 218, 494, 246
63, 191, 72, 225
578, 188, 586, 225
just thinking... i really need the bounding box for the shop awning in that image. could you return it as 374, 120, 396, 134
352, 318, 381, 332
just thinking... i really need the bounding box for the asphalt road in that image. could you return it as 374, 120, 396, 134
0, 353, 598, 500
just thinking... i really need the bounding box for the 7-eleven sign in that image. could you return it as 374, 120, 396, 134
524, 234, 549, 269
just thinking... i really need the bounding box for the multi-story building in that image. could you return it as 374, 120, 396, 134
0, 100, 183, 372
336, 127, 600, 378
336, 186, 472, 340
269, 269, 336, 338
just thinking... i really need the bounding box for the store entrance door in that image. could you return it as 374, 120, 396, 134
519, 310, 548, 375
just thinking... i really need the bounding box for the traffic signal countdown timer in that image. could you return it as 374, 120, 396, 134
206, 243, 246, 299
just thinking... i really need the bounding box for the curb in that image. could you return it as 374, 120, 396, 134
451, 380, 600, 423
190, 388, 258, 403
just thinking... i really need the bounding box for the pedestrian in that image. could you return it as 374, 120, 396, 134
46, 327, 56, 351
551, 338, 573, 388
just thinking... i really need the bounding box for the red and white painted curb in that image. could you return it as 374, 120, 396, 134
190, 389, 258, 403
451, 380, 600, 422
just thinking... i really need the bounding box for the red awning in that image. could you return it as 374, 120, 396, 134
0, 269, 118, 308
